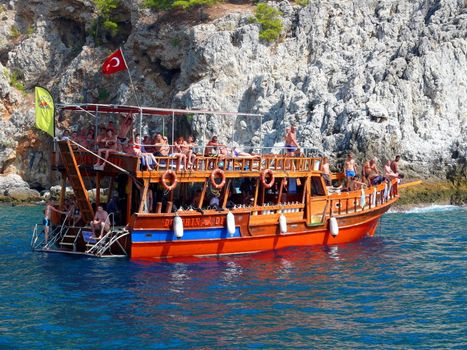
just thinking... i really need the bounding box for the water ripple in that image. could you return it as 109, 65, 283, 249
0, 205, 465, 348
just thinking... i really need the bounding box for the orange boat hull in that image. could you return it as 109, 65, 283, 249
130, 210, 384, 259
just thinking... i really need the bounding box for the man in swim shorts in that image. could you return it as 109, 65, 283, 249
284, 125, 300, 156
344, 153, 358, 190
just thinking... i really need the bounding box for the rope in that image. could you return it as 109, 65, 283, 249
68, 139, 130, 175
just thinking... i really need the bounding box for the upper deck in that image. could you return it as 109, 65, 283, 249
53, 141, 324, 182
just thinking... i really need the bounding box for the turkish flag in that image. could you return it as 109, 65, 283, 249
102, 48, 127, 74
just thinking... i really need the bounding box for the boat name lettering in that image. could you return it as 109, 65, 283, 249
162, 216, 225, 228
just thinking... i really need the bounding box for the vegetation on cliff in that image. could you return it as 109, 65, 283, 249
254, 3, 283, 43
92, 0, 121, 42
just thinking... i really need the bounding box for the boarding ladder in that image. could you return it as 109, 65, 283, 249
57, 140, 94, 223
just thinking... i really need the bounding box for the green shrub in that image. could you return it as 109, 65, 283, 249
93, 0, 119, 17
98, 88, 110, 101
172, 0, 219, 19
144, 0, 174, 10
172, 0, 217, 10
92, 0, 120, 42
103, 19, 118, 35
254, 3, 283, 43
26, 25, 35, 36
10, 25, 21, 39
295, 0, 309, 6
170, 36, 182, 47
7, 69, 25, 91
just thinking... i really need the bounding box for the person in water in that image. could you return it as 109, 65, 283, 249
90, 205, 110, 239
43, 201, 67, 245
284, 125, 300, 156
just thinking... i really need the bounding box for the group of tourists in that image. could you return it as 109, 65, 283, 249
341, 153, 404, 191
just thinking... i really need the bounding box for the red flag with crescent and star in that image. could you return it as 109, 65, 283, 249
102, 48, 127, 74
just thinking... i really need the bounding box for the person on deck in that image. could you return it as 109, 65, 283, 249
61, 129, 71, 141
96, 125, 107, 149
43, 201, 67, 245
132, 134, 158, 171
367, 158, 384, 185
390, 155, 404, 179
90, 205, 110, 240
117, 114, 133, 151
362, 160, 371, 185
344, 153, 358, 190
85, 127, 95, 150
107, 121, 116, 134
168, 136, 187, 171
384, 159, 400, 180
94, 129, 118, 170
204, 136, 224, 156
152, 133, 166, 157
285, 125, 300, 156
321, 157, 331, 186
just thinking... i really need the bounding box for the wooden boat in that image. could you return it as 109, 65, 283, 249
31, 103, 405, 259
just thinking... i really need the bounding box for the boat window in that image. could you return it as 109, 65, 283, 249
311, 176, 326, 196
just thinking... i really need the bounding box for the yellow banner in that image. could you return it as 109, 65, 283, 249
35, 86, 55, 137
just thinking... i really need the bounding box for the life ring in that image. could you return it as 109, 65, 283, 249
161, 170, 177, 191
261, 169, 275, 189
210, 168, 226, 189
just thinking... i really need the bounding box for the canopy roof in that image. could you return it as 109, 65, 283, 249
58, 103, 262, 117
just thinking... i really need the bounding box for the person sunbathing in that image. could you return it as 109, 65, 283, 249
132, 134, 158, 171
90, 205, 110, 239
94, 129, 118, 170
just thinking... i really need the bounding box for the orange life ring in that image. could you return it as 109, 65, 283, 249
161, 170, 177, 191
261, 169, 275, 189
210, 168, 226, 189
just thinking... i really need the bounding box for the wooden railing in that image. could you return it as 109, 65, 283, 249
326, 181, 397, 216
144, 154, 322, 174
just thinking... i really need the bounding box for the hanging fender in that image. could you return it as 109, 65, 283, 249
173, 214, 184, 239
226, 211, 236, 236
279, 213, 287, 234
329, 217, 339, 237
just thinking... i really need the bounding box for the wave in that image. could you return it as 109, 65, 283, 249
390, 204, 465, 214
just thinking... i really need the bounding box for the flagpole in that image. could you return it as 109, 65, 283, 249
120, 47, 141, 108
119, 47, 142, 138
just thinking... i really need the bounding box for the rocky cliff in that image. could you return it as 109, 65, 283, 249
0, 0, 465, 190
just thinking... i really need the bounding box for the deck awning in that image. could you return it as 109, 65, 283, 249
57, 103, 262, 117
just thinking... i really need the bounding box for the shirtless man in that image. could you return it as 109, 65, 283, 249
321, 157, 331, 186
384, 159, 400, 180
94, 129, 118, 170
90, 205, 110, 239
344, 153, 358, 190
117, 114, 133, 151
152, 133, 166, 157
43, 201, 67, 244
367, 158, 384, 185
204, 136, 223, 156
390, 155, 404, 179
285, 125, 300, 156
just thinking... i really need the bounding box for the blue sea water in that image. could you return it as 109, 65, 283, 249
0, 205, 465, 349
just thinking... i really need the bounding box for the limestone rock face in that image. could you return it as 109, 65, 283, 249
0, 173, 40, 201
0, 0, 465, 187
